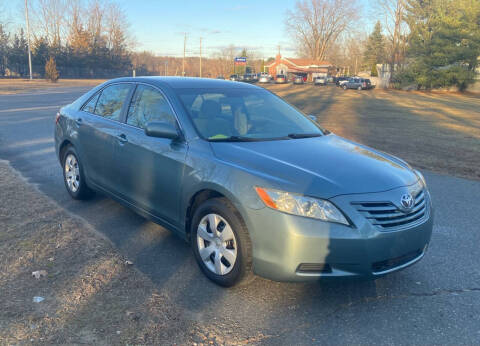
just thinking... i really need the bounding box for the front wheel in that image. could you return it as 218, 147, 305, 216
343, 85, 347, 90
191, 197, 254, 287
357, 86, 362, 90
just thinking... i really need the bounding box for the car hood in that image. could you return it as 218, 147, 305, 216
210, 134, 418, 199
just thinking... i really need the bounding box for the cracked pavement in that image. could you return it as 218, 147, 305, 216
1, 88, 479, 344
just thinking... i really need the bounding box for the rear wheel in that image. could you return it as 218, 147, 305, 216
62, 146, 94, 200
357, 86, 362, 90
343, 84, 348, 90
191, 197, 254, 287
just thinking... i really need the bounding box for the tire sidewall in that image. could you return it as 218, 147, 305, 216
190, 199, 250, 287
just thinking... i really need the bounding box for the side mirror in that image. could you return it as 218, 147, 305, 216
308, 114, 317, 122
145, 121, 179, 139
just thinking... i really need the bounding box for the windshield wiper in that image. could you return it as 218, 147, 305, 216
287, 133, 323, 139
208, 136, 261, 142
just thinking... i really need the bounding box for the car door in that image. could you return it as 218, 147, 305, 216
76, 83, 133, 192
113, 83, 188, 226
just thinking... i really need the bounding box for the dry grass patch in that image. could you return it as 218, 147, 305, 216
0, 79, 105, 95
265, 84, 480, 180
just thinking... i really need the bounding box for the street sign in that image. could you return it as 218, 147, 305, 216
234, 57, 247, 65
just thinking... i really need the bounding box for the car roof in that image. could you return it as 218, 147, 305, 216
104, 76, 262, 90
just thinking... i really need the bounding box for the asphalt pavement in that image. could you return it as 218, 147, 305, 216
1, 87, 479, 345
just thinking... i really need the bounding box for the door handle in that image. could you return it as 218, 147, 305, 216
75, 118, 82, 126
117, 133, 128, 144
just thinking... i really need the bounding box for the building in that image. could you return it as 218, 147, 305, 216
265, 54, 335, 81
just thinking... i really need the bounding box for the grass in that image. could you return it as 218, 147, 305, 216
264, 84, 480, 180
0, 161, 222, 344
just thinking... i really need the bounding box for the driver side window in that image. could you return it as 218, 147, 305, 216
127, 85, 177, 129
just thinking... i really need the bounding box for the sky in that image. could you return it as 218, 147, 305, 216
4, 0, 374, 59
117, 0, 373, 58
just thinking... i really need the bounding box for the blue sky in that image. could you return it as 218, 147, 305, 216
118, 0, 373, 58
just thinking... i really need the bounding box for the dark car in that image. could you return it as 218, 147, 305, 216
54, 77, 432, 287
242, 74, 256, 83
275, 74, 287, 84
343, 77, 373, 90
293, 76, 304, 85
229, 74, 240, 81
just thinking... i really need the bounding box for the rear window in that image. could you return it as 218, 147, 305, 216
94, 84, 131, 121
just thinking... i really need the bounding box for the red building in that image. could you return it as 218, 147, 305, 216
265, 54, 335, 81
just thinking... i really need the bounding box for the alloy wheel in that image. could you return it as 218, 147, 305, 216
196, 213, 237, 275
64, 154, 80, 193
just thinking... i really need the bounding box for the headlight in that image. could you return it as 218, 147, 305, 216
255, 187, 349, 225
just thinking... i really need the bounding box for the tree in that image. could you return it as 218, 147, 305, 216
376, 0, 408, 83
286, 0, 360, 61
401, 0, 480, 90
363, 21, 386, 76
0, 23, 9, 76
45, 56, 59, 82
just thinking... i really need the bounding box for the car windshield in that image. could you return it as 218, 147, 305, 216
176, 88, 323, 141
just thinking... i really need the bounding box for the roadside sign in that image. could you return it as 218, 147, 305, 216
234, 57, 247, 65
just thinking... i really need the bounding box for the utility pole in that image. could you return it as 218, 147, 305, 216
199, 37, 202, 78
182, 33, 186, 77
164, 61, 168, 76
24, 0, 33, 80
354, 56, 358, 76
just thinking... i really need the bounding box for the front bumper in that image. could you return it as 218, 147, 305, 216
242, 187, 433, 282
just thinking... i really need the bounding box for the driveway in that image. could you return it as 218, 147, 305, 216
1, 88, 479, 344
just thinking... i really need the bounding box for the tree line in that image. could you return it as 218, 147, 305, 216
287, 0, 480, 90
0, 0, 132, 79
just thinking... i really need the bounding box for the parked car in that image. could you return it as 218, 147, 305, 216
275, 74, 287, 84
55, 77, 433, 287
229, 74, 239, 81
293, 76, 304, 85
242, 74, 257, 83
216, 75, 225, 80
258, 75, 270, 84
335, 77, 349, 86
314, 76, 327, 86
343, 77, 373, 90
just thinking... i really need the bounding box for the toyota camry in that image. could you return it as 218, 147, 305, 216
54, 77, 433, 286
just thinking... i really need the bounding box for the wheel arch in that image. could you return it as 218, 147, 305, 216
59, 139, 73, 163
184, 183, 248, 240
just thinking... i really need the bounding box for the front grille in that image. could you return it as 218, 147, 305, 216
372, 249, 423, 273
352, 189, 428, 231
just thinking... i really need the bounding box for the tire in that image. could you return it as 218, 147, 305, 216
62, 145, 94, 200
343, 85, 347, 90
191, 197, 254, 287
357, 86, 362, 90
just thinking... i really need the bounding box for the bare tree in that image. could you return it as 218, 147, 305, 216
32, 0, 67, 46
286, 0, 360, 61
376, 0, 408, 82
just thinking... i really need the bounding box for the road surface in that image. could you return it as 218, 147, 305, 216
1, 87, 479, 344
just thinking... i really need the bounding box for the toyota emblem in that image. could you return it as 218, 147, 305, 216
400, 193, 415, 210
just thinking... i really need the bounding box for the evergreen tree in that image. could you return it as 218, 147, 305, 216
45, 56, 59, 82
363, 21, 386, 77
0, 24, 10, 76
402, 0, 480, 91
